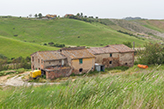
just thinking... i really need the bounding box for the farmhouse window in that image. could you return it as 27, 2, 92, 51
110, 53, 112, 57
41, 60, 43, 63
109, 61, 112, 64
79, 59, 83, 64
38, 59, 40, 63
32, 57, 34, 62
49, 62, 51, 64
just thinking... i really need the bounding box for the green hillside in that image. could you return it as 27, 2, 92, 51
99, 19, 164, 41
0, 36, 56, 58
137, 20, 164, 33
0, 17, 146, 47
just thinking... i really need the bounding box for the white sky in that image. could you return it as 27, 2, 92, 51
0, 0, 164, 19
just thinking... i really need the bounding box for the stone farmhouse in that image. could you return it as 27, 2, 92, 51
31, 44, 134, 79
88, 44, 134, 69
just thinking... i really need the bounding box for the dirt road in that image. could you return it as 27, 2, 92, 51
0, 72, 60, 87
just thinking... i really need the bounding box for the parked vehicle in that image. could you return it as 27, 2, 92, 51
30, 70, 41, 79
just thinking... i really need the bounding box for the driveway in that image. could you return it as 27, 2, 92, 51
0, 72, 60, 87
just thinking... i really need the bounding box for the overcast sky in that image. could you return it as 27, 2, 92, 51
0, 0, 164, 19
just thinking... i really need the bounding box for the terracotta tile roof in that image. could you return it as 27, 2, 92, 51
37, 51, 66, 60
60, 46, 85, 50
62, 49, 95, 59
88, 46, 118, 54
64, 14, 74, 17
88, 44, 134, 54
108, 44, 135, 53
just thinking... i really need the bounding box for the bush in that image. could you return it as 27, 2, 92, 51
53, 43, 65, 47
16, 68, 25, 73
123, 41, 132, 48
138, 43, 164, 65
48, 42, 54, 45
0, 54, 7, 59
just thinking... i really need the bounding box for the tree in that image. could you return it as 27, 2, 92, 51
34, 14, 37, 18
96, 17, 98, 19
38, 13, 42, 19
76, 13, 80, 17
138, 43, 164, 65
81, 13, 83, 17
29, 14, 32, 18
123, 41, 132, 48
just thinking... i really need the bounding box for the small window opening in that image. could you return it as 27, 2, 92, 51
49, 62, 51, 64
125, 63, 128, 65
79, 68, 83, 72
32, 57, 34, 62
38, 59, 40, 63
79, 59, 83, 64
109, 61, 112, 64
110, 53, 112, 57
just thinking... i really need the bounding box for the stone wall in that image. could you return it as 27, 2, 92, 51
71, 58, 95, 74
44, 59, 68, 69
94, 53, 119, 64
119, 52, 134, 67
102, 57, 119, 68
94, 52, 134, 68
46, 67, 71, 79
31, 53, 68, 71
31, 53, 43, 70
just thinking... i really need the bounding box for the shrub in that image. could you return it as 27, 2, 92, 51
123, 41, 132, 48
53, 43, 65, 47
48, 42, 54, 45
44, 43, 47, 45
0, 54, 7, 59
16, 68, 25, 73
138, 43, 164, 65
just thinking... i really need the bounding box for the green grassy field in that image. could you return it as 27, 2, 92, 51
0, 36, 57, 58
0, 17, 146, 47
0, 65, 164, 108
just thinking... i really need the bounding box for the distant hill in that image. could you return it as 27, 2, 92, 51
123, 17, 146, 20
0, 36, 56, 58
99, 19, 164, 41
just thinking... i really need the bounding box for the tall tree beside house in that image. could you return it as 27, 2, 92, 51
38, 13, 42, 19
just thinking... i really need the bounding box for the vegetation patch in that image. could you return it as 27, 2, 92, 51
1, 66, 164, 108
